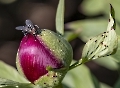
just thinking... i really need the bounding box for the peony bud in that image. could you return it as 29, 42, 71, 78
16, 20, 73, 87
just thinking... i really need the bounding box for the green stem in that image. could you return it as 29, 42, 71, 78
69, 59, 83, 71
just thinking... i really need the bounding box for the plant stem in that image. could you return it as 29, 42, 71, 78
69, 59, 83, 71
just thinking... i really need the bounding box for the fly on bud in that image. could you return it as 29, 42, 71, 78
16, 20, 73, 87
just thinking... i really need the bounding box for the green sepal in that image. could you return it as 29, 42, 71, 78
32, 29, 73, 87
0, 77, 34, 88
39, 29, 73, 68
81, 4, 118, 64
34, 71, 66, 88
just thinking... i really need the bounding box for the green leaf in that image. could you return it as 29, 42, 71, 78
111, 36, 120, 62
110, 1, 120, 23
66, 18, 120, 42
96, 36, 120, 64
0, 78, 34, 88
63, 64, 100, 88
81, 5, 118, 63
100, 83, 112, 88
66, 18, 107, 42
94, 37, 120, 69
94, 57, 118, 70
81, 0, 120, 23
81, 0, 108, 16
64, 31, 78, 41
69, 40, 118, 71
56, 0, 64, 35
0, 61, 28, 83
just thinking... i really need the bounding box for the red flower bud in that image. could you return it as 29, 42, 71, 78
16, 20, 73, 86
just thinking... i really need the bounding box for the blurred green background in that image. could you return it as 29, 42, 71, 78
0, 0, 120, 88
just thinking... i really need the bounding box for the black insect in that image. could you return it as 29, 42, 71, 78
16, 20, 40, 35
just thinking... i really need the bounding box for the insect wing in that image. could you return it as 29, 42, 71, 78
25, 20, 34, 28
16, 26, 25, 30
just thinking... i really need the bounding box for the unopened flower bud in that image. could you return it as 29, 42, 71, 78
16, 20, 73, 87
